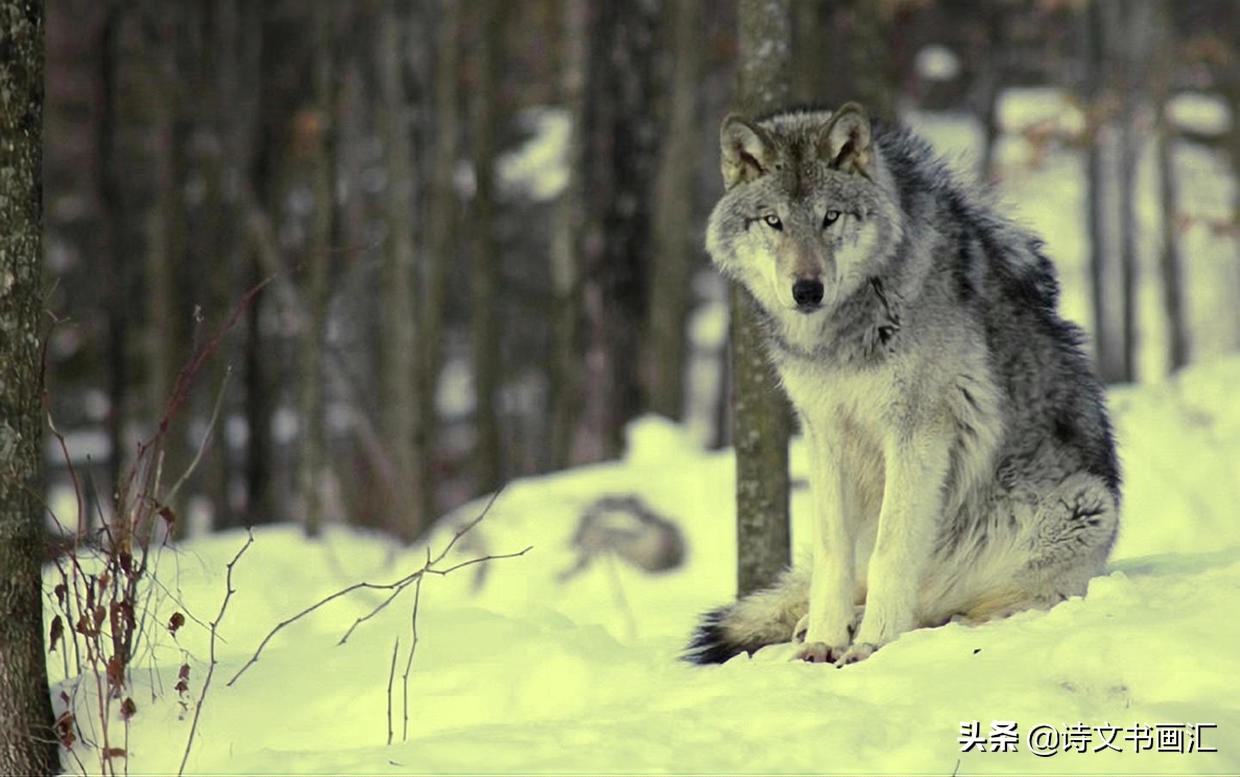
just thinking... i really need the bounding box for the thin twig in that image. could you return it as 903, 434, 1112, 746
228, 489, 522, 688
385, 637, 399, 746
178, 531, 253, 777
401, 566, 424, 742
165, 366, 233, 506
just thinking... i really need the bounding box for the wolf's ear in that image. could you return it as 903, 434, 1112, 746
720, 115, 776, 190
819, 102, 873, 177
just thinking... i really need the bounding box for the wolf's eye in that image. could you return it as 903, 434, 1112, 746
822, 210, 842, 228
762, 214, 783, 230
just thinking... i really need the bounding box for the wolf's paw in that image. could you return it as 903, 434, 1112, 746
793, 641, 850, 664
834, 641, 878, 666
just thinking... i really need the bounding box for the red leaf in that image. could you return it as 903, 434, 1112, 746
103, 747, 127, 759
178, 663, 190, 681
119, 697, 137, 720
168, 612, 186, 635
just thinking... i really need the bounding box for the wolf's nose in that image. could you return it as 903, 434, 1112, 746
792, 279, 824, 309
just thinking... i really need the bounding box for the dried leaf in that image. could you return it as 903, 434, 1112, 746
54, 710, 75, 748
168, 611, 186, 635
119, 697, 137, 720
158, 505, 177, 534
54, 582, 67, 607
106, 654, 125, 691
103, 747, 127, 759
49, 615, 64, 653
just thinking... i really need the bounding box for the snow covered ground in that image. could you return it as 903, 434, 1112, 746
46, 356, 1240, 775
45, 93, 1240, 775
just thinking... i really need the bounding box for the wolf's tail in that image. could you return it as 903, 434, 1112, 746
683, 566, 809, 664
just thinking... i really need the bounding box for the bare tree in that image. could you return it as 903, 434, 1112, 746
1153, 0, 1188, 372
298, 0, 338, 537
468, 0, 504, 493
647, 0, 701, 421
548, 0, 588, 470
376, 0, 429, 540
0, 1, 60, 772
732, 0, 794, 596
1079, 0, 1127, 383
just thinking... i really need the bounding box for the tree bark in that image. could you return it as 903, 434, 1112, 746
578, 0, 660, 462
732, 0, 793, 597
469, 0, 504, 493
376, 0, 428, 541
547, 0, 587, 470
298, 0, 338, 537
1153, 0, 1188, 373
0, 1, 60, 772
647, 0, 700, 421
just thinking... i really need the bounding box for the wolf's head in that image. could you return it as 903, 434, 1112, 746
705, 103, 903, 319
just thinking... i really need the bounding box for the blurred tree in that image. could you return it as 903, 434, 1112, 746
376, 0, 430, 541
0, 0, 60, 772
578, 0, 660, 462
732, 0, 793, 597
1153, 0, 1189, 373
647, 0, 701, 422
468, 0, 504, 493
1079, 0, 1128, 383
297, 0, 338, 537
548, 0, 587, 470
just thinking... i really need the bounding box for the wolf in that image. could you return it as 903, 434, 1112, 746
685, 102, 1120, 666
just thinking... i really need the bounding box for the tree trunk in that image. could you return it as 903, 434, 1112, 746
298, 0, 337, 537
578, 0, 660, 462
376, 0, 428, 541
547, 0, 587, 470
1153, 0, 1188, 373
0, 1, 60, 772
469, 0, 504, 493
732, 0, 794, 597
1080, 0, 1125, 383
647, 0, 700, 422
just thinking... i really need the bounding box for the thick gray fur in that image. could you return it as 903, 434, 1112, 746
687, 103, 1119, 666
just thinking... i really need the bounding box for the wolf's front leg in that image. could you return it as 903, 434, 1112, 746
839, 428, 950, 665
796, 427, 859, 663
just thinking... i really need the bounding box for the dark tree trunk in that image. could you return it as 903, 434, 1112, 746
732, 0, 794, 597
1153, 0, 1188, 373
0, 1, 60, 773
1080, 0, 1126, 383
547, 0, 587, 469
647, 0, 700, 422
298, 0, 338, 537
469, 0, 504, 493
578, 0, 660, 461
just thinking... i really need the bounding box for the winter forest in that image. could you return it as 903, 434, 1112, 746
1, 0, 1239, 775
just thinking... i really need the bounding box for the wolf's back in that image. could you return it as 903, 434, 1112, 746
684, 567, 809, 663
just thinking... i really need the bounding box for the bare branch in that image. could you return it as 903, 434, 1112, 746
179, 531, 253, 777
228, 489, 525, 699
385, 637, 399, 746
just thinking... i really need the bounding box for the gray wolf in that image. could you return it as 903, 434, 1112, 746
685, 102, 1120, 666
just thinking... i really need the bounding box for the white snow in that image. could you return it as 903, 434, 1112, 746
45, 359, 1240, 774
